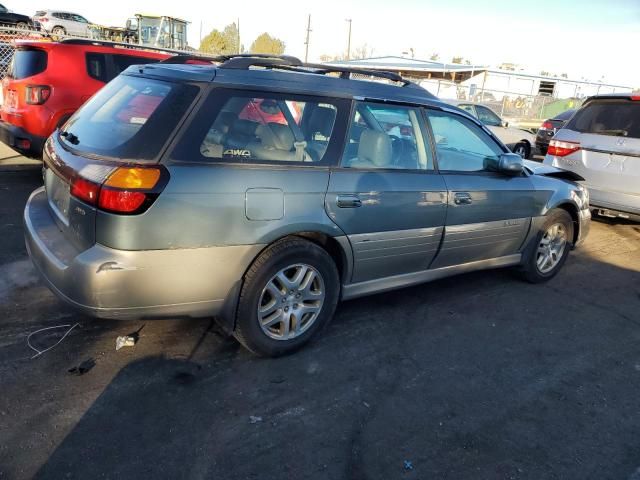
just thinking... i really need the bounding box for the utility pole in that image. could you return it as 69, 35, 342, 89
345, 18, 352, 60
304, 14, 311, 62
237, 18, 241, 54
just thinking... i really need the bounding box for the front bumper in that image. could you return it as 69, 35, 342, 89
0, 121, 46, 158
24, 187, 263, 321
575, 208, 591, 247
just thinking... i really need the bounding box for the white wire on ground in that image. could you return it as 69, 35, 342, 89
27, 323, 80, 359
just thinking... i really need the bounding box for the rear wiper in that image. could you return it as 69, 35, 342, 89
596, 129, 628, 137
60, 131, 79, 145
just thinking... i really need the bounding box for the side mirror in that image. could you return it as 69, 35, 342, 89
498, 153, 523, 175
501, 120, 509, 128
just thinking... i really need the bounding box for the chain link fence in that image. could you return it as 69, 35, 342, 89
416, 78, 585, 129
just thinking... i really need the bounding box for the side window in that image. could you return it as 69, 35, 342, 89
426, 110, 503, 172
341, 101, 432, 170
458, 104, 477, 117
181, 91, 340, 164
85, 53, 109, 82
112, 54, 159, 74
475, 106, 502, 127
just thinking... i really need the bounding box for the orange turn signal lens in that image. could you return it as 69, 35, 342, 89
104, 167, 161, 190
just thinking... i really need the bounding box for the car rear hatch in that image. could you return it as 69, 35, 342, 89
550, 96, 640, 199
41, 73, 199, 251
2, 45, 49, 127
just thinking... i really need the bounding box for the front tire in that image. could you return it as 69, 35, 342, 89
519, 208, 574, 283
234, 237, 340, 357
51, 26, 66, 38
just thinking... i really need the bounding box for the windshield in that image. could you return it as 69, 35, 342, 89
60, 75, 199, 161
566, 100, 640, 139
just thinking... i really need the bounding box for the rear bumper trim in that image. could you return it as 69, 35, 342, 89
0, 120, 46, 158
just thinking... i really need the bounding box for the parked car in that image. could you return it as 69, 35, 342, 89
536, 109, 576, 155
544, 94, 639, 221
32, 10, 92, 37
24, 55, 591, 356
0, 39, 170, 158
0, 3, 39, 30
446, 100, 537, 158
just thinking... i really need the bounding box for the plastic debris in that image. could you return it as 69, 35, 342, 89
404, 460, 414, 471
249, 415, 263, 424
116, 335, 136, 351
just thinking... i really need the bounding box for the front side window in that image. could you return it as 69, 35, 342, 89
341, 101, 432, 170
426, 110, 503, 172
475, 106, 502, 126
178, 90, 342, 165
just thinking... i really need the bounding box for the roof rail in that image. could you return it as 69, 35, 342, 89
159, 53, 413, 87
57, 38, 182, 55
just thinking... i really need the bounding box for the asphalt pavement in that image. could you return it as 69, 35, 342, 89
1, 167, 640, 480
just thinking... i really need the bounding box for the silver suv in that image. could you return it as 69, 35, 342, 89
543, 94, 640, 221
24, 54, 591, 356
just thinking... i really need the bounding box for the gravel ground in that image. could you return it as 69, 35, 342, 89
1, 168, 639, 480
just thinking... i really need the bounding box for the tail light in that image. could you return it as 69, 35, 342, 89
540, 121, 553, 130
26, 85, 51, 105
70, 166, 166, 214
38, 17, 48, 22
548, 139, 581, 157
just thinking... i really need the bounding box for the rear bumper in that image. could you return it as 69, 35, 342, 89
25, 187, 263, 321
588, 188, 640, 220
0, 121, 45, 158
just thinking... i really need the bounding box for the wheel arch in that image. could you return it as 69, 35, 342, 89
550, 201, 580, 245
216, 230, 352, 334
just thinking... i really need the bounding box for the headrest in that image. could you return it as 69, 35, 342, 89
214, 111, 237, 134
256, 123, 295, 151
232, 119, 259, 136
357, 130, 392, 167
307, 106, 337, 137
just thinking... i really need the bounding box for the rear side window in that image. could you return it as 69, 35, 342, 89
566, 100, 640, 139
59, 75, 199, 161
172, 89, 348, 165
8, 49, 47, 79
112, 54, 159, 74
86, 53, 108, 82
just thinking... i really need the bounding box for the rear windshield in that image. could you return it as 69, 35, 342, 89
566, 100, 640, 139
8, 48, 48, 79
59, 75, 199, 161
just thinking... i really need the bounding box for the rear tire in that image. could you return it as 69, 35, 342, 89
15, 21, 28, 31
519, 208, 573, 283
52, 26, 66, 38
234, 237, 340, 357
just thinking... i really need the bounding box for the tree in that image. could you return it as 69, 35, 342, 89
200, 22, 240, 55
540, 70, 550, 76
451, 56, 464, 64
561, 73, 568, 79
351, 43, 373, 60
429, 52, 440, 61
250, 33, 285, 55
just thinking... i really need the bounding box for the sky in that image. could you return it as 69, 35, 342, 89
17, 0, 640, 86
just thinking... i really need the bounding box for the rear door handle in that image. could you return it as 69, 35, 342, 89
453, 192, 473, 205
336, 194, 362, 208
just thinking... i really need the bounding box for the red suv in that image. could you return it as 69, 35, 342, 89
0, 39, 170, 158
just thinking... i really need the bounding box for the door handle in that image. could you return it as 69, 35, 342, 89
453, 192, 473, 205
336, 194, 362, 208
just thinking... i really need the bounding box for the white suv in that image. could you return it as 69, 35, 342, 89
543, 94, 640, 221
33, 10, 91, 37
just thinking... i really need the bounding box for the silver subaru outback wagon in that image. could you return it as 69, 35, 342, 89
24, 54, 591, 356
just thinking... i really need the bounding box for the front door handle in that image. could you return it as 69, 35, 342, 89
336, 194, 362, 208
453, 192, 473, 205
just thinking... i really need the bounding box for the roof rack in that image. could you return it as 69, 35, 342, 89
160, 53, 413, 86
56, 38, 183, 56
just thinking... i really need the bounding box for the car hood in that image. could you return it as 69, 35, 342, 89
523, 160, 584, 181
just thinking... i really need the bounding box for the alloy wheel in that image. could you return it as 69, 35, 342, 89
536, 223, 568, 274
257, 263, 325, 341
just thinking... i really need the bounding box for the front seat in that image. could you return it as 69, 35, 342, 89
348, 130, 392, 169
